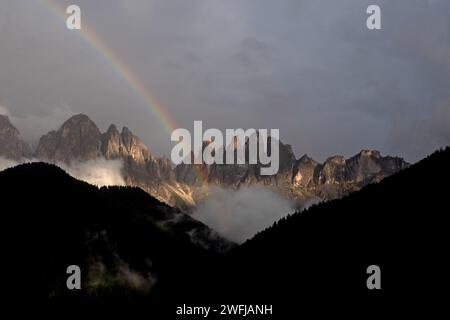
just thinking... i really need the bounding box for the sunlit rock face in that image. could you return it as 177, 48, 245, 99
34, 114, 183, 206
292, 155, 318, 188
2, 114, 409, 211
174, 135, 408, 207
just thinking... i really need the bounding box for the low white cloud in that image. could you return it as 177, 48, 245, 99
193, 186, 294, 244
58, 158, 126, 187
0, 157, 17, 171
0, 155, 125, 188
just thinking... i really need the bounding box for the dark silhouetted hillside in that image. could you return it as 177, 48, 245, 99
1, 148, 449, 317
214, 147, 450, 316
0, 163, 232, 315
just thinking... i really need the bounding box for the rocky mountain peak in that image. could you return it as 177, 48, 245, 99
357, 149, 381, 158
316, 150, 409, 186
292, 154, 319, 187
119, 126, 152, 162
324, 155, 346, 165
0, 115, 18, 135
0, 115, 30, 160
121, 125, 131, 134
106, 124, 119, 135
0, 113, 410, 211
36, 114, 102, 163
297, 154, 317, 165
101, 124, 123, 159
63, 113, 97, 126
59, 114, 102, 142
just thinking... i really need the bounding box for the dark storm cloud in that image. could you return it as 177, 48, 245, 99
0, 0, 449, 161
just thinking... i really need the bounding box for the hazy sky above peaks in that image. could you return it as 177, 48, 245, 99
1, 0, 450, 162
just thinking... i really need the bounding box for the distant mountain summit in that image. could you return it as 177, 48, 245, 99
175, 136, 408, 206
0, 115, 30, 160
33, 114, 187, 207
0, 114, 409, 210
36, 114, 103, 162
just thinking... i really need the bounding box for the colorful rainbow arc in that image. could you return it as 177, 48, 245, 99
43, 0, 210, 184
44, 0, 177, 136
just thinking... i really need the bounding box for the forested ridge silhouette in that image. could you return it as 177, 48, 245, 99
0, 147, 448, 317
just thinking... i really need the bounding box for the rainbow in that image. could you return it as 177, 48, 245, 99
43, 1, 211, 186
44, 0, 178, 136
42, 1, 241, 234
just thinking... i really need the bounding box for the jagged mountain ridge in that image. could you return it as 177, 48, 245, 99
33, 114, 193, 208
0, 114, 408, 210
173, 127, 408, 207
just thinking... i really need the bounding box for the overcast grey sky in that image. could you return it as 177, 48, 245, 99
1, 0, 449, 162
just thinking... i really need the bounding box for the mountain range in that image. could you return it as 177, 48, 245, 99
0, 113, 408, 211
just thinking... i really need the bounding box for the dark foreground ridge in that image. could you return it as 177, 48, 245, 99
0, 162, 233, 315
1, 148, 449, 317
